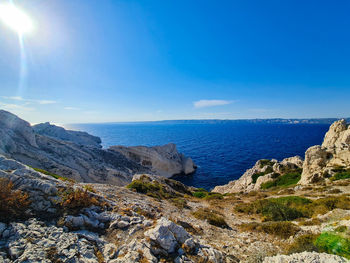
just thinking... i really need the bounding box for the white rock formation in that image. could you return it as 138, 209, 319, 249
110, 143, 196, 178
33, 122, 102, 148
299, 119, 350, 184
0, 110, 196, 185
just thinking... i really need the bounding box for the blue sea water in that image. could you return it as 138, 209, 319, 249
68, 123, 330, 190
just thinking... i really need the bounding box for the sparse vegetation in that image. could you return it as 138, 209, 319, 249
127, 179, 175, 199
235, 195, 350, 222
286, 234, 319, 254
32, 167, 75, 183
192, 189, 223, 200
0, 178, 31, 222
83, 184, 96, 193
59, 188, 101, 214
239, 221, 300, 239
259, 159, 275, 168
261, 172, 301, 189
330, 169, 350, 181
192, 208, 229, 228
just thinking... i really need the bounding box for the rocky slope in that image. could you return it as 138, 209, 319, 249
0, 110, 196, 186
214, 119, 350, 193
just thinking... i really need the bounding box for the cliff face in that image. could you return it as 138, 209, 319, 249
299, 119, 350, 184
110, 143, 196, 178
0, 110, 196, 185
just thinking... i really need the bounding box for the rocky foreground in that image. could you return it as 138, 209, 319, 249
0, 111, 350, 262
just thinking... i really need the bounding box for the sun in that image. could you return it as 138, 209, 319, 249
0, 3, 34, 35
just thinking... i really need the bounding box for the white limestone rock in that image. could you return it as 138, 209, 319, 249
263, 251, 349, 263
110, 143, 196, 178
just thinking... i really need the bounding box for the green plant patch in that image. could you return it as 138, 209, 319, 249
315, 232, 350, 259
331, 170, 350, 181
261, 172, 301, 189
286, 234, 319, 254
127, 179, 176, 199
32, 167, 75, 183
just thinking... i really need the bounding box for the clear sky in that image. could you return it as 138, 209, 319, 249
0, 0, 349, 124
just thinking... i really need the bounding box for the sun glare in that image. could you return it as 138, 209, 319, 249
0, 3, 34, 35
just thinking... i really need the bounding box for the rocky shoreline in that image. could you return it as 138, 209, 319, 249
0, 110, 350, 262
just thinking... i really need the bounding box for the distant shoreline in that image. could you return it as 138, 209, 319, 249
67, 117, 350, 126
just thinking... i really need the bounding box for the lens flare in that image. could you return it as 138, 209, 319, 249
0, 3, 34, 34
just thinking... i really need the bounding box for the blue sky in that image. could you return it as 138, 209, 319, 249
0, 0, 349, 124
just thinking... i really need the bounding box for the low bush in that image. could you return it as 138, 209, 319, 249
261, 172, 301, 189
0, 178, 31, 222
192, 208, 229, 228
259, 159, 275, 168
192, 189, 223, 200
286, 234, 319, 254
315, 232, 350, 259
127, 179, 175, 199
235, 195, 350, 221
59, 188, 101, 214
239, 221, 300, 239
83, 184, 96, 193
235, 196, 309, 221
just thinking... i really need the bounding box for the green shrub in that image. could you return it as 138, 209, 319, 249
261, 172, 301, 189
192, 208, 229, 228
127, 179, 175, 199
193, 191, 207, 198
239, 221, 300, 239
59, 188, 101, 214
315, 232, 350, 259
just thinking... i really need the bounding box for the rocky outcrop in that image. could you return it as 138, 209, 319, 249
299, 119, 350, 184
33, 122, 102, 148
213, 156, 303, 193
0, 110, 195, 185
110, 143, 196, 178
0, 155, 225, 263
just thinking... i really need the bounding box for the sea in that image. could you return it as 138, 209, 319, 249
67, 122, 330, 190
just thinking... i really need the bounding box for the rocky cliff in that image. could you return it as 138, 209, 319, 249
110, 144, 196, 178
0, 110, 196, 185
299, 119, 350, 184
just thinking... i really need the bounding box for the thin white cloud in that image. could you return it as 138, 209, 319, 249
38, 100, 56, 105
1, 96, 57, 105
64, 106, 80, 110
193, 99, 233, 108
0, 102, 35, 111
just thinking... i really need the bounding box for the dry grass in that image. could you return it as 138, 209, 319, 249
59, 188, 102, 214
192, 208, 229, 228
239, 221, 300, 239
0, 178, 31, 222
